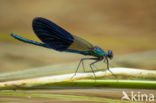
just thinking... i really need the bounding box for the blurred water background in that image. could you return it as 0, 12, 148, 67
0, 0, 155, 73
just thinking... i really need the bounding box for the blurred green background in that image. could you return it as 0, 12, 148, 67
0, 0, 156, 73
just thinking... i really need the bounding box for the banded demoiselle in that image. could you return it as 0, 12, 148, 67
10, 17, 115, 79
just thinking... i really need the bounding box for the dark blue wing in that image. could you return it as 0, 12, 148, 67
32, 17, 94, 55
32, 17, 74, 51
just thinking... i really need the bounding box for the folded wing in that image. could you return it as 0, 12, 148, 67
33, 17, 94, 54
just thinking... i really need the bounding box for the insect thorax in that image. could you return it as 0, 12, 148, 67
90, 46, 105, 57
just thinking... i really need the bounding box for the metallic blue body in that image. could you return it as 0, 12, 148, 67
10, 17, 111, 58
11, 34, 48, 48
65, 49, 90, 55
10, 34, 90, 55
92, 46, 107, 57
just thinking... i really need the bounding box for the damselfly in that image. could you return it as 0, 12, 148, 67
11, 17, 115, 79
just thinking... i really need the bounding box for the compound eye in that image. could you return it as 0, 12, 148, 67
108, 50, 113, 59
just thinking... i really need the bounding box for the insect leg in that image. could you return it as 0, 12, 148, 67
90, 60, 100, 80
81, 59, 85, 72
81, 58, 99, 72
92, 64, 98, 71
72, 58, 97, 78
106, 58, 118, 79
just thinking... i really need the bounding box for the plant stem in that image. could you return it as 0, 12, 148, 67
0, 68, 156, 89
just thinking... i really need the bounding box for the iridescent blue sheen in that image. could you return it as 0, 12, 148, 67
10, 34, 48, 48
10, 17, 110, 58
